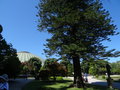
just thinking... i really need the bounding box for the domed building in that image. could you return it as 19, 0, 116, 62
17, 51, 44, 64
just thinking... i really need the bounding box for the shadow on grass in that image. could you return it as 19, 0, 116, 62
91, 81, 107, 86
22, 80, 72, 90
38, 86, 69, 90
22, 80, 118, 90
35, 80, 72, 85
85, 84, 109, 90
38, 80, 72, 90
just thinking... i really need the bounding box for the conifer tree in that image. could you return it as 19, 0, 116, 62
37, 0, 119, 87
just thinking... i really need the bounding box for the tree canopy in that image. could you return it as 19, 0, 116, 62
43, 58, 67, 80
37, 0, 119, 88
110, 61, 120, 74
28, 57, 42, 80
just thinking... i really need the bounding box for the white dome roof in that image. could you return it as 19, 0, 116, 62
17, 51, 44, 64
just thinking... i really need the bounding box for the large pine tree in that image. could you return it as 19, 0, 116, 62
37, 0, 119, 87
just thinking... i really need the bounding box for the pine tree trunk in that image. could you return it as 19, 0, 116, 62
72, 55, 84, 88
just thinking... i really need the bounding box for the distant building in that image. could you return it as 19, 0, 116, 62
17, 51, 44, 65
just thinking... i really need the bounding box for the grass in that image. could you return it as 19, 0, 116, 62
22, 79, 72, 90
96, 76, 106, 80
22, 78, 118, 90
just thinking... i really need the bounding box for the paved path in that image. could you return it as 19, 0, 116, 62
67, 76, 120, 89
9, 78, 34, 90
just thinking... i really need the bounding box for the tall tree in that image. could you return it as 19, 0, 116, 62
0, 25, 21, 77
0, 25, 4, 64
37, 0, 119, 88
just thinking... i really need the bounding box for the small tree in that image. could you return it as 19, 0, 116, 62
28, 57, 42, 80
88, 59, 108, 76
21, 62, 29, 76
44, 58, 67, 80
110, 61, 120, 74
4, 55, 21, 78
89, 65, 98, 76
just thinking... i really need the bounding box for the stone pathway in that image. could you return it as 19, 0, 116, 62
9, 78, 33, 90
67, 76, 120, 89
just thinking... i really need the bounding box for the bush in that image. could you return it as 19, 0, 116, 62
95, 75, 99, 78
56, 76, 63, 80
49, 76, 63, 81
102, 75, 106, 79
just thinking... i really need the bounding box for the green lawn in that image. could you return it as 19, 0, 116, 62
22, 79, 118, 90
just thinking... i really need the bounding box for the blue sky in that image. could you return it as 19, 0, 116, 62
0, 0, 120, 62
